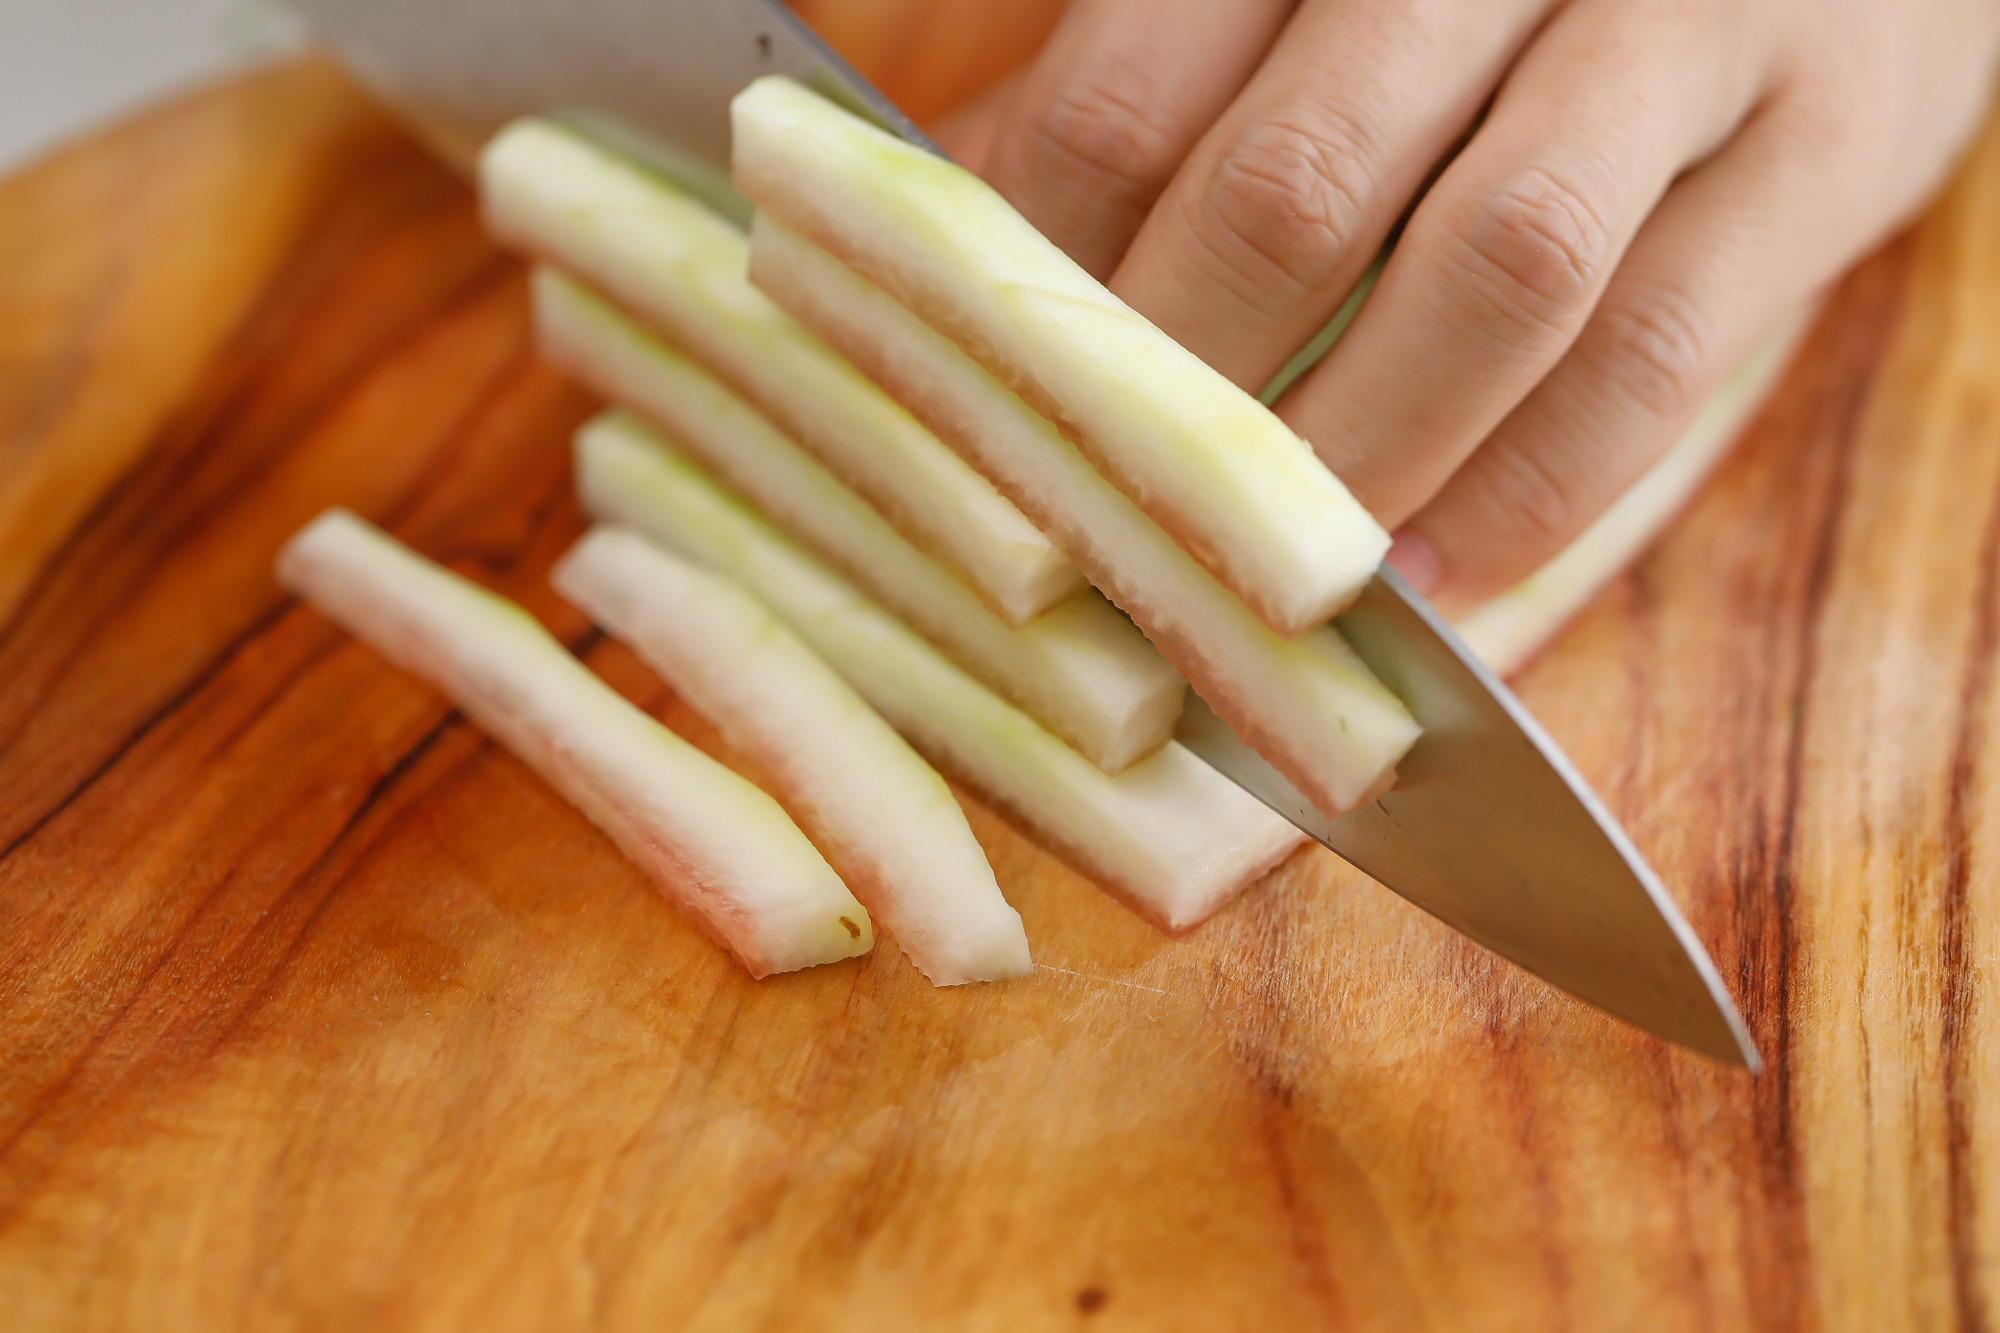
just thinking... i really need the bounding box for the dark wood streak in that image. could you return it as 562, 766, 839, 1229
0, 89, 580, 1245
0, 183, 512, 850
1938, 449, 2000, 1333
0, 596, 295, 862
0, 702, 462, 1226
0, 470, 591, 1227
1772, 240, 1916, 1328
1710, 232, 1919, 1333
0, 225, 511, 683
0, 113, 458, 614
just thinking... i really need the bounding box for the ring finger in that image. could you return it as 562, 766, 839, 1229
1393, 70, 1936, 604
1277, 0, 1782, 527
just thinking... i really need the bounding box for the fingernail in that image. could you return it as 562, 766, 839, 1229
1385, 531, 1442, 597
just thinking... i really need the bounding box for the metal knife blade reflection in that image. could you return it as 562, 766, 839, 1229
1177, 571, 1755, 1067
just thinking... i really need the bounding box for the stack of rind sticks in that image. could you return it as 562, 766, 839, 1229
280, 76, 1501, 986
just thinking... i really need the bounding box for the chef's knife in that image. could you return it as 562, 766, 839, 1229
290, 0, 1759, 1068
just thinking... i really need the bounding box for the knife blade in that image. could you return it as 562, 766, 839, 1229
289, 0, 1758, 1068
1176, 571, 1755, 1067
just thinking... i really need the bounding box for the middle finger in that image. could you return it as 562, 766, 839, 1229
1110, 0, 1551, 390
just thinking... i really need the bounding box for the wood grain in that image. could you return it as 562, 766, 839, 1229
0, 36, 1996, 1333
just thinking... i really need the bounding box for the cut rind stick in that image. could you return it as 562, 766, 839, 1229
750, 219, 1419, 817
1452, 312, 1810, 675
535, 270, 1185, 773
554, 526, 1029, 985
731, 76, 1388, 637
480, 119, 1080, 625
575, 415, 1309, 933
276, 509, 872, 978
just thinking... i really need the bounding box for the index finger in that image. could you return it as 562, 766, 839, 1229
979, 0, 1293, 280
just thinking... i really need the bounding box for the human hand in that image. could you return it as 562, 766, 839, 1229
945, 0, 2000, 607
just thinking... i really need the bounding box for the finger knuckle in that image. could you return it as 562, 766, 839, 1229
1198, 110, 1379, 304
1766, 72, 1924, 226
1774, 29, 1910, 167
1484, 442, 1579, 555
1586, 286, 1715, 419
1443, 167, 1612, 346
1023, 73, 1181, 199
1773, 86, 1867, 164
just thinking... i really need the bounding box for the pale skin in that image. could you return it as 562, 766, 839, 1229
942, 0, 2000, 609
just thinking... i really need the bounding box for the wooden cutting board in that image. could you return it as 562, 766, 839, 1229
1, 26, 1996, 1332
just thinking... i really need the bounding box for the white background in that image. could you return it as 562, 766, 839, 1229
0, 0, 308, 174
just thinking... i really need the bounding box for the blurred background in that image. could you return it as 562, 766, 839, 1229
0, 0, 306, 173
